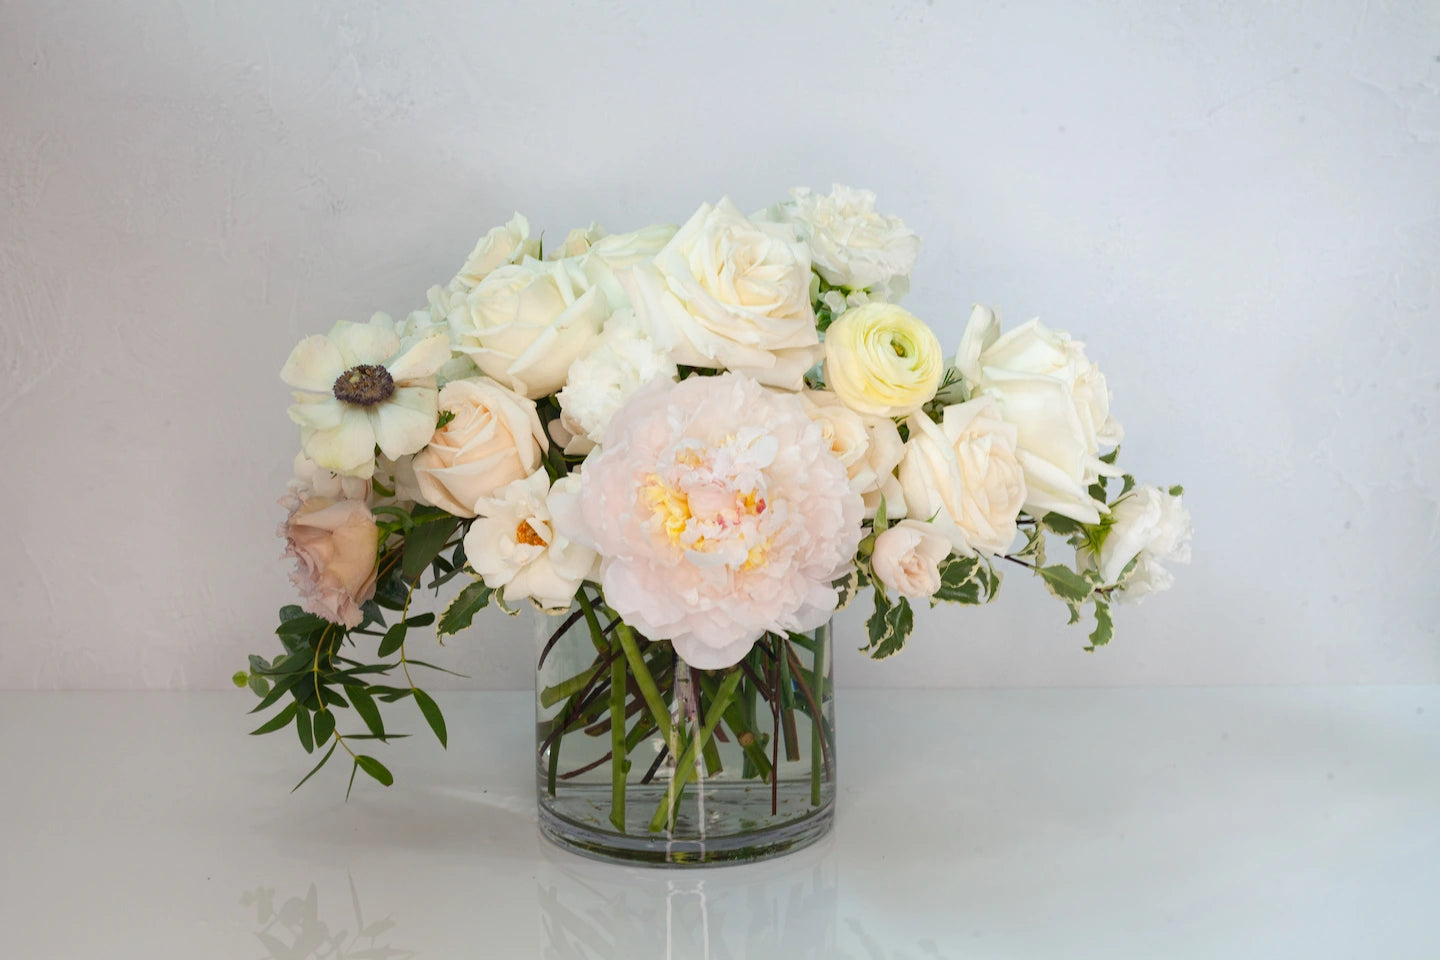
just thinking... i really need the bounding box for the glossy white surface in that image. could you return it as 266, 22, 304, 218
2, 688, 1436, 958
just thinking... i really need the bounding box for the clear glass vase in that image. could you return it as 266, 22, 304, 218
534, 588, 836, 866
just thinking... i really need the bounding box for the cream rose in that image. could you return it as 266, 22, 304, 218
449, 257, 609, 399
823, 303, 944, 417
280, 496, 378, 628
898, 397, 1027, 556
547, 222, 607, 260
618, 198, 822, 390
870, 519, 950, 600
450, 214, 540, 291
288, 452, 370, 502
956, 305, 1122, 524
464, 471, 598, 611
580, 224, 678, 309
411, 376, 548, 517
798, 388, 905, 519
760, 184, 920, 295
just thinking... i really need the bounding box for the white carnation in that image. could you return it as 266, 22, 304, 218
556, 309, 677, 452
760, 185, 920, 295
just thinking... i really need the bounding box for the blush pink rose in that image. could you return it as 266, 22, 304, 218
280, 495, 379, 628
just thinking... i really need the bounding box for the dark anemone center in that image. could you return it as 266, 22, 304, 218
332, 364, 395, 406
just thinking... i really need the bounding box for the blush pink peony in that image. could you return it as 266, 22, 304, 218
552, 373, 863, 669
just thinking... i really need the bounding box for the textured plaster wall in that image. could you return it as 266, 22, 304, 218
1, 1, 1437, 690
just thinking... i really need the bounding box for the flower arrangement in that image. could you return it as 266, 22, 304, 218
242, 186, 1191, 837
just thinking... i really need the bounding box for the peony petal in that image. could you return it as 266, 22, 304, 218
329, 314, 401, 367
386, 332, 452, 382
671, 630, 758, 670
281, 336, 346, 391
371, 388, 439, 460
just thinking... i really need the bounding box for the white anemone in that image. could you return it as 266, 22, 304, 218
281, 313, 451, 479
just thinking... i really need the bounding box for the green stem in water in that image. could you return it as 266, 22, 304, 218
777, 638, 801, 762
608, 630, 628, 831
809, 626, 826, 806
650, 668, 744, 832
699, 672, 773, 782
615, 622, 673, 743
539, 660, 605, 709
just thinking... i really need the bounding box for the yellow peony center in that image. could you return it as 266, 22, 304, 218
642, 466, 772, 569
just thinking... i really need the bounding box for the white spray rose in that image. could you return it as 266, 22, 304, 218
464, 470, 598, 611
449, 257, 609, 399
871, 519, 950, 600
288, 452, 370, 502
760, 184, 920, 297
956, 305, 1122, 524
1087, 486, 1192, 603
619, 198, 822, 390
899, 397, 1027, 556
798, 388, 905, 519
555, 309, 678, 453
411, 376, 548, 518
580, 224, 678, 310
450, 214, 541, 291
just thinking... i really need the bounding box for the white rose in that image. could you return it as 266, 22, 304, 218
450, 214, 541, 291
619, 198, 822, 390
798, 388, 905, 519
555, 309, 678, 453
401, 286, 477, 386
956, 305, 1123, 524
449, 257, 609, 398
411, 376, 548, 517
580, 224, 678, 310
464, 470, 598, 611
547, 222, 607, 260
759, 184, 920, 295
899, 397, 1027, 556
870, 519, 950, 600
1087, 486, 1192, 603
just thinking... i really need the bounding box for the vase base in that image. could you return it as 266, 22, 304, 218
537, 791, 835, 867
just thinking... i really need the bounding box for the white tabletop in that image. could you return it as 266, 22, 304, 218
1, 687, 1436, 959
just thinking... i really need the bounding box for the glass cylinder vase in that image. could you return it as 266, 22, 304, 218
534, 588, 836, 866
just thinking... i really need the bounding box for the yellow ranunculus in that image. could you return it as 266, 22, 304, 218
822, 303, 944, 417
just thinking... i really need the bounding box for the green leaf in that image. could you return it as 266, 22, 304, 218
1100, 446, 1120, 465
1120, 474, 1137, 497
1168, 484, 1184, 497
346, 685, 386, 740
863, 588, 914, 660
291, 741, 338, 793
403, 659, 471, 679
377, 622, 407, 659
248, 672, 305, 713
249, 701, 298, 736
373, 565, 410, 610
832, 568, 861, 612
1087, 601, 1114, 651
1039, 564, 1094, 604
934, 554, 984, 605
278, 605, 307, 623
276, 613, 328, 638
412, 688, 447, 748
873, 493, 890, 532
1041, 513, 1085, 537
404, 612, 435, 627
295, 704, 314, 753
370, 505, 414, 530
355, 755, 394, 787
403, 515, 460, 582
247, 674, 271, 698
312, 708, 336, 746
1088, 481, 1107, 501
437, 581, 492, 638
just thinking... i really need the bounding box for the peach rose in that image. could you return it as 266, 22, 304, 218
870, 519, 949, 600
412, 376, 547, 518
281, 496, 378, 628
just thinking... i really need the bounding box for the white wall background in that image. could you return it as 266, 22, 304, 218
2, 0, 1437, 691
